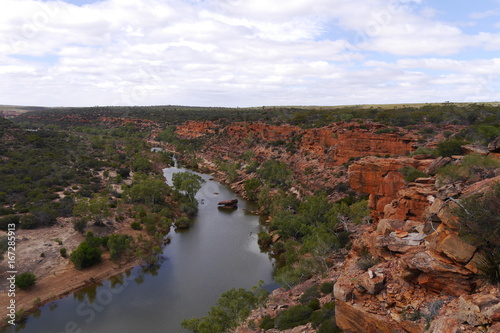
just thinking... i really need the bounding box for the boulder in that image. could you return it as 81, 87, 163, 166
217, 199, 238, 208
271, 232, 281, 243
436, 182, 466, 200
335, 301, 407, 333
414, 177, 435, 184
404, 251, 474, 296
376, 232, 425, 253
334, 281, 354, 302
423, 197, 445, 222
412, 154, 435, 160
488, 136, 500, 152
376, 219, 405, 236
383, 183, 436, 221
437, 234, 476, 264
462, 144, 490, 156
464, 251, 485, 274
357, 270, 385, 295
490, 323, 500, 333
436, 202, 461, 230
427, 317, 462, 333
425, 157, 452, 175
403, 220, 427, 233
457, 295, 490, 326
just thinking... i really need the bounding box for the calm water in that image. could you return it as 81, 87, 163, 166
3, 166, 274, 333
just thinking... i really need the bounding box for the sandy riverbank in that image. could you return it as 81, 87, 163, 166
0, 217, 143, 326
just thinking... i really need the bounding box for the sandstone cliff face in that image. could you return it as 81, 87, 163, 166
175, 120, 219, 138
334, 157, 500, 333
348, 157, 433, 222
176, 121, 417, 166
174, 121, 419, 200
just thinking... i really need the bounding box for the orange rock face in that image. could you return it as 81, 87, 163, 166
348, 157, 433, 221
175, 120, 417, 166
175, 120, 219, 138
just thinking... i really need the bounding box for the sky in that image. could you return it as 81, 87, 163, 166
0, 0, 499, 107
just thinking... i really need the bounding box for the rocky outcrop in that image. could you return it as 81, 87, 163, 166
335, 157, 500, 333
175, 120, 219, 138
335, 300, 408, 333
218, 199, 238, 208
176, 121, 418, 167
461, 144, 489, 156
172, 121, 422, 202
348, 157, 433, 221
488, 137, 500, 153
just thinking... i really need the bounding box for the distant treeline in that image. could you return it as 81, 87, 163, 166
10, 103, 500, 128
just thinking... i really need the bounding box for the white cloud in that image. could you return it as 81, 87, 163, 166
0, 0, 498, 106
470, 9, 499, 19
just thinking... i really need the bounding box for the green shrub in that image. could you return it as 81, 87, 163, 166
272, 241, 285, 254
0, 236, 7, 261
357, 254, 378, 271
375, 127, 399, 134
179, 201, 198, 217
107, 234, 134, 261
60, 248, 67, 258
437, 139, 465, 157
259, 315, 275, 330
73, 218, 87, 234
320, 282, 334, 294
455, 182, 500, 249
245, 160, 259, 174
412, 147, 437, 156
257, 231, 272, 248
0, 215, 19, 231
307, 298, 321, 311
275, 305, 313, 330
16, 272, 36, 290
477, 249, 500, 285
0, 207, 15, 215
310, 310, 325, 328
437, 154, 500, 185
174, 217, 191, 229
275, 259, 314, 289
318, 318, 342, 333
181, 286, 267, 332
19, 214, 38, 229
130, 221, 142, 230
70, 233, 102, 269
299, 285, 321, 304
399, 166, 429, 183
244, 178, 261, 201
337, 231, 352, 248
256, 160, 292, 188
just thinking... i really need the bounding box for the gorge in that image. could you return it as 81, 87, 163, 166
2, 104, 500, 332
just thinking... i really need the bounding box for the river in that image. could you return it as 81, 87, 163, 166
3, 165, 274, 333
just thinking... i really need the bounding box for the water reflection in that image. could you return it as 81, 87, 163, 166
2, 166, 274, 333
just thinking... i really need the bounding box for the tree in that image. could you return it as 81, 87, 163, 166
131, 154, 152, 172
126, 173, 171, 205
172, 172, 205, 202
256, 160, 292, 188
181, 285, 268, 333
243, 178, 261, 201
70, 232, 102, 269
437, 139, 465, 157
15, 272, 37, 290
298, 193, 333, 228
74, 194, 111, 224
107, 234, 134, 261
